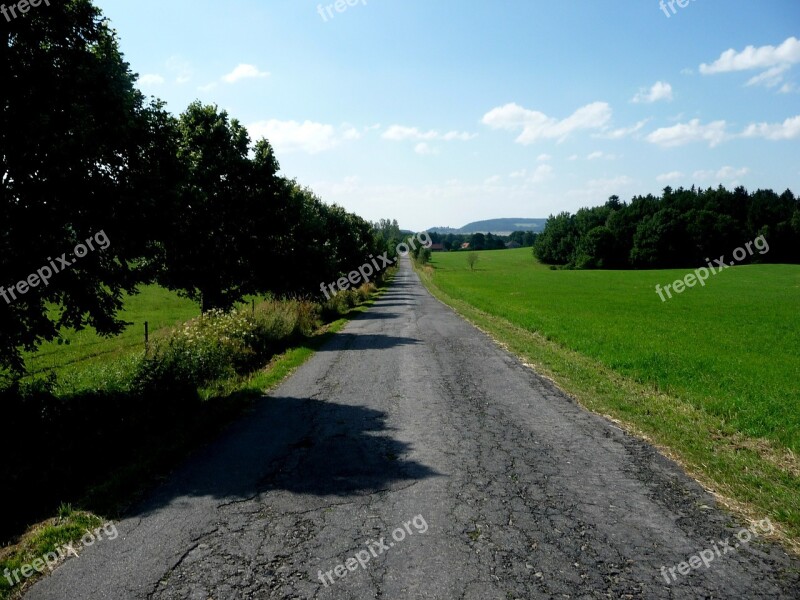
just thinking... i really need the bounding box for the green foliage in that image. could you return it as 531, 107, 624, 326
1, 282, 382, 545
132, 299, 322, 392
534, 186, 799, 269
1, 3, 388, 374
0, 0, 181, 373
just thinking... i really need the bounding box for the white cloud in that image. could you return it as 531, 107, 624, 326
442, 130, 477, 141
505, 165, 553, 183
567, 154, 579, 161
700, 36, 800, 89
247, 119, 341, 154
536, 153, 551, 162
741, 115, 800, 140
596, 119, 649, 140
342, 128, 360, 140
631, 81, 673, 104
692, 166, 749, 182
529, 164, 554, 183
222, 64, 270, 83
700, 36, 800, 74
746, 64, 791, 88
383, 125, 474, 142
165, 56, 192, 84
587, 151, 617, 160
383, 126, 438, 141
484, 175, 502, 184
716, 166, 750, 180
414, 142, 439, 155
567, 175, 633, 201
656, 171, 684, 183
646, 119, 728, 147
481, 101, 612, 144
138, 74, 165, 87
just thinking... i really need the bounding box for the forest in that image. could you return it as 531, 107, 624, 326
533, 187, 800, 269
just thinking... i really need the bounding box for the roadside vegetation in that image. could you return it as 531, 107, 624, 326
417, 248, 800, 550
0, 275, 391, 600
1, 2, 410, 588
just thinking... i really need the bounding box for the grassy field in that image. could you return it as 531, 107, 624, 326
418, 248, 800, 546
2, 279, 392, 600
24, 285, 200, 392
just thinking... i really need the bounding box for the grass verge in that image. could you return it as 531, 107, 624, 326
416, 260, 800, 555
0, 274, 393, 600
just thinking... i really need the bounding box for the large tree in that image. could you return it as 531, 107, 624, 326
159, 102, 254, 312
0, 0, 176, 373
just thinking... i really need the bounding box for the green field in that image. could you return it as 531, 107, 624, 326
419, 248, 800, 544
23, 285, 200, 392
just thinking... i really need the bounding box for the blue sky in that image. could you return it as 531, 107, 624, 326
94, 0, 800, 231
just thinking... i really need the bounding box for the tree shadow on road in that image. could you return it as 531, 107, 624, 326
130, 396, 439, 515
314, 332, 422, 351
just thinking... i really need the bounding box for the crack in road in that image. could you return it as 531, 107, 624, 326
23, 258, 800, 600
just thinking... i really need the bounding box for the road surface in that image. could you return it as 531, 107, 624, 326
25, 258, 800, 599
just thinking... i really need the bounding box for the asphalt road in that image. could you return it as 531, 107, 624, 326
25, 257, 800, 599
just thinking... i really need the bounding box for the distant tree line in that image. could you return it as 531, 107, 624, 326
0, 0, 390, 373
534, 187, 800, 269
427, 231, 538, 251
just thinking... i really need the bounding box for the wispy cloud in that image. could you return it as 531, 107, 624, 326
596, 119, 649, 140
692, 166, 750, 184
382, 125, 475, 142
481, 101, 612, 144
222, 64, 270, 83
647, 114, 800, 147
138, 74, 165, 87
247, 120, 352, 154
646, 119, 728, 147
414, 142, 439, 155
587, 151, 617, 161
741, 115, 800, 140
656, 171, 684, 183
631, 81, 673, 103
567, 175, 633, 201
165, 56, 192, 84
700, 36, 800, 89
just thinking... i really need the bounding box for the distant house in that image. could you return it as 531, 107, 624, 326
460, 242, 470, 250
505, 241, 521, 249
429, 243, 445, 251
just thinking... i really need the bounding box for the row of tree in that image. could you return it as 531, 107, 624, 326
0, 0, 389, 374
534, 187, 800, 269
427, 231, 538, 250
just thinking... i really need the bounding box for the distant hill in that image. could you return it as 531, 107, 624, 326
427, 218, 547, 235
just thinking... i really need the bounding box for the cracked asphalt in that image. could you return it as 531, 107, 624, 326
25, 257, 800, 599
